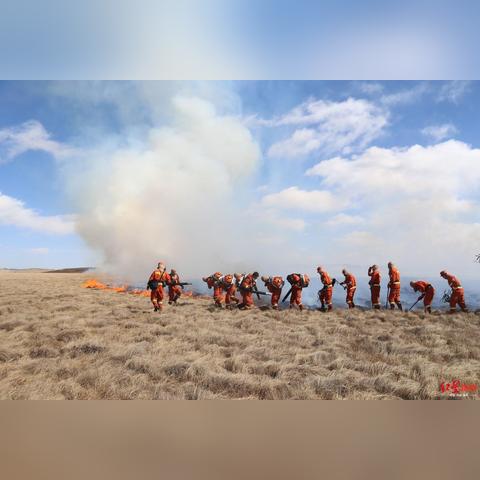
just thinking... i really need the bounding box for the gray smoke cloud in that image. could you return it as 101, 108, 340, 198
66, 95, 264, 283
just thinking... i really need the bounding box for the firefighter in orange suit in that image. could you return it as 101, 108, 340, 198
261, 275, 284, 310
368, 265, 381, 309
440, 271, 468, 313
202, 272, 223, 307
317, 266, 334, 311
221, 274, 239, 309
287, 273, 309, 311
168, 269, 183, 305
239, 272, 259, 309
340, 269, 356, 309
410, 280, 435, 313
147, 262, 170, 312
387, 262, 402, 310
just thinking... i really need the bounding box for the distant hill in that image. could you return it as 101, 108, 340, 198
44, 267, 93, 273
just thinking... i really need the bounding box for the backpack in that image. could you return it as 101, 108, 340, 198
299, 274, 310, 288
222, 274, 234, 288
287, 273, 300, 285
148, 270, 166, 290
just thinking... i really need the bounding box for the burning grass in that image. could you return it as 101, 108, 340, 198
82, 278, 149, 296
81, 278, 194, 298
0, 269, 479, 399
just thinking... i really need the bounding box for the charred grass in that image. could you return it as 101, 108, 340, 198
0, 270, 479, 399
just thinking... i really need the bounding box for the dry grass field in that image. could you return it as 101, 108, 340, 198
0, 269, 479, 399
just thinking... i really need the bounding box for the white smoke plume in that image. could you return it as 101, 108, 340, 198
66, 96, 263, 282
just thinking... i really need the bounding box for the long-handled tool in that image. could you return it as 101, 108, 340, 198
407, 297, 422, 312
385, 285, 390, 309
281, 287, 293, 303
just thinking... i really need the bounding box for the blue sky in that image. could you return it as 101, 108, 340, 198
1, 81, 480, 283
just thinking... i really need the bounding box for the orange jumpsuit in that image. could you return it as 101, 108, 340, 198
240, 274, 256, 309
221, 275, 239, 307
343, 273, 356, 308
388, 267, 402, 309
148, 269, 170, 311
444, 273, 467, 312
319, 270, 333, 310
290, 285, 303, 308
205, 275, 223, 306
264, 276, 284, 309
168, 273, 183, 304
411, 281, 435, 312
368, 270, 381, 309
288, 274, 304, 310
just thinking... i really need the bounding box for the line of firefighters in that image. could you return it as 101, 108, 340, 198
146, 262, 468, 314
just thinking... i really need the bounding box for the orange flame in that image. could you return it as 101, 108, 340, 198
82, 279, 109, 289
82, 278, 193, 298
82, 279, 145, 296
128, 289, 151, 298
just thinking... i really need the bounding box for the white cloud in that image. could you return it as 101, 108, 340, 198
268, 128, 321, 158
437, 81, 471, 104
305, 156, 344, 177
0, 120, 74, 163
326, 213, 364, 227
312, 141, 480, 197
253, 208, 306, 232
272, 217, 306, 231
379, 83, 429, 106
421, 123, 458, 141
340, 230, 385, 251
305, 140, 480, 275
0, 193, 74, 235
266, 97, 388, 158
261, 186, 345, 213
